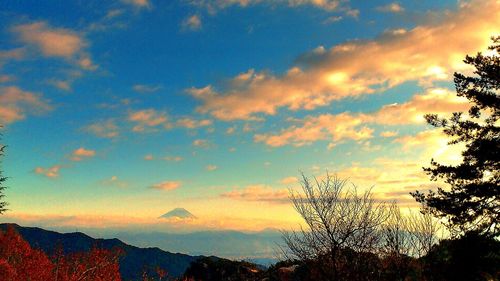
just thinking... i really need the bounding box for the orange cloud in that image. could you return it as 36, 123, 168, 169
0, 86, 52, 125
254, 88, 469, 147
380, 131, 398, 138
254, 113, 373, 147
34, 165, 61, 178
132, 84, 162, 93
280, 176, 299, 185
71, 147, 95, 161
164, 156, 183, 162
206, 165, 218, 171
150, 181, 182, 191
101, 175, 128, 188
176, 117, 212, 129
129, 109, 171, 132
13, 21, 96, 70
192, 139, 211, 148
189, 0, 498, 120
85, 120, 119, 138
221, 185, 290, 204
377, 2, 404, 13
182, 15, 202, 31
123, 0, 151, 9
191, 0, 342, 12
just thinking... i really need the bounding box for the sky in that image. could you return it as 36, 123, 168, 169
0, 0, 498, 233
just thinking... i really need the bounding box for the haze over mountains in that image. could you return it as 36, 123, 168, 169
112, 229, 282, 264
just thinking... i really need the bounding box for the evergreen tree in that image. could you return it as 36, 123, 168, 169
412, 37, 500, 237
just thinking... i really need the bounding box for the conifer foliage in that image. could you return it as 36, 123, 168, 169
412, 37, 500, 237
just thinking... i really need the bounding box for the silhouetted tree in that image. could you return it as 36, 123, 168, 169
0, 129, 7, 214
424, 231, 500, 281
281, 174, 388, 280
412, 37, 500, 237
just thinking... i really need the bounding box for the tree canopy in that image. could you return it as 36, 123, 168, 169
412, 36, 500, 237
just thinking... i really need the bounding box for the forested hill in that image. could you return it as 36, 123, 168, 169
0, 223, 202, 280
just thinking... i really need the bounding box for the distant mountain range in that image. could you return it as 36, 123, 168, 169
0, 223, 202, 280
112, 229, 283, 264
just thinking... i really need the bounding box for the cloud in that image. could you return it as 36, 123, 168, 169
189, 0, 342, 12
280, 176, 299, 185
101, 175, 128, 188
128, 110, 212, 132
188, 0, 499, 120
395, 129, 448, 152
0, 75, 13, 83
206, 164, 217, 171
144, 154, 154, 160
85, 120, 119, 138
323, 16, 342, 24
132, 84, 162, 93
193, 139, 210, 148
128, 109, 171, 132
122, 0, 151, 9
221, 185, 290, 204
164, 156, 183, 162
34, 165, 61, 178
0, 86, 52, 125
254, 113, 373, 147
150, 181, 182, 191
182, 15, 202, 31
0, 48, 26, 65
176, 117, 212, 129
226, 126, 236, 134
71, 147, 96, 161
377, 2, 404, 13
288, 0, 340, 11
13, 21, 97, 70
380, 131, 398, 138
254, 88, 469, 147
48, 79, 72, 91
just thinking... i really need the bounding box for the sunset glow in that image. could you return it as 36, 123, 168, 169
0, 0, 498, 234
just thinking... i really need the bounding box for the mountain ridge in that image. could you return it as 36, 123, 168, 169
0, 223, 203, 280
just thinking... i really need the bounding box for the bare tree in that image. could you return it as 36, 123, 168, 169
406, 209, 440, 258
0, 129, 7, 214
380, 204, 440, 280
281, 173, 388, 280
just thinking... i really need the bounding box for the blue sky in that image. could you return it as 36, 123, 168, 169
0, 0, 498, 231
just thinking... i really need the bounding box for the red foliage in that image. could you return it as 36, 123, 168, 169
0, 226, 122, 281
0, 227, 54, 281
